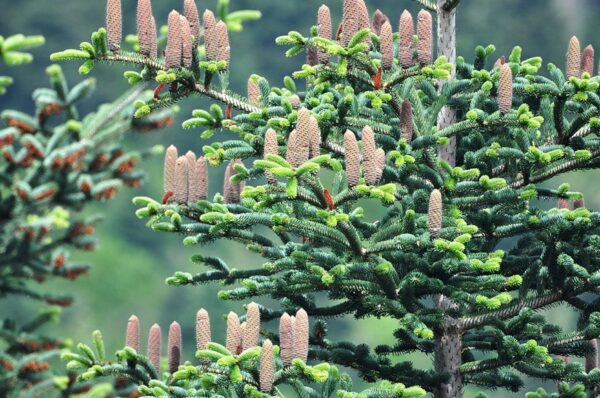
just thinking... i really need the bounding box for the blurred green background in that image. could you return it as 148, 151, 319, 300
2, 0, 600, 396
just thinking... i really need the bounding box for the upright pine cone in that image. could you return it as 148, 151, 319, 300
362, 126, 379, 185
166, 10, 183, 69
399, 10, 414, 67
574, 198, 585, 209
185, 150, 197, 198
137, 0, 156, 58
106, 0, 122, 52
189, 157, 208, 202
196, 309, 211, 350
344, 130, 360, 187
180, 15, 193, 68
428, 189, 443, 238
164, 145, 178, 198
380, 21, 394, 70
566, 36, 581, 78
357, 0, 371, 45
183, 0, 201, 44
308, 115, 321, 158
204, 11, 218, 61
226, 312, 242, 355
400, 100, 413, 141
247, 76, 261, 106
558, 198, 570, 209
586, 339, 598, 372
147, 323, 161, 372
416, 10, 432, 64
292, 108, 312, 166
242, 302, 260, 350
317, 5, 332, 64
223, 159, 245, 204
149, 16, 158, 59
259, 339, 275, 392
264, 128, 279, 184
174, 156, 189, 203
279, 313, 295, 366
498, 63, 513, 114
167, 321, 182, 373
286, 130, 299, 166
374, 148, 385, 184
215, 21, 230, 64
341, 0, 359, 47
126, 315, 140, 351
294, 308, 309, 362
582, 44, 595, 76
372, 9, 388, 36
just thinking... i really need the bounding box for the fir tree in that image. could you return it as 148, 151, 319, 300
55, 0, 600, 396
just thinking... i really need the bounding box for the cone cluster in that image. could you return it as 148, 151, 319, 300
279, 308, 310, 366
163, 145, 208, 204
343, 126, 386, 187
284, 108, 321, 168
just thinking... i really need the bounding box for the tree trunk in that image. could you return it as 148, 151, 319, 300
434, 315, 462, 398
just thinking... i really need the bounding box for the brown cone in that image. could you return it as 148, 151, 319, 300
574, 198, 585, 209
566, 36, 581, 78
126, 315, 140, 351
357, 0, 371, 45
361, 126, 378, 185
582, 44, 594, 76
286, 130, 298, 166
149, 16, 158, 59
399, 10, 414, 67
372, 9, 388, 36
264, 128, 279, 184
247, 77, 261, 106
189, 157, 208, 202
106, 0, 122, 52
416, 10, 432, 65
166, 10, 183, 69
380, 21, 394, 70
400, 100, 413, 141
558, 198, 571, 210
147, 323, 161, 373
185, 151, 197, 199
242, 302, 260, 350
226, 312, 242, 355
294, 309, 309, 362
215, 21, 230, 64
309, 116, 321, 158
204, 11, 218, 61
342, 0, 359, 47
137, 0, 156, 57
164, 145, 178, 198
167, 321, 182, 373
180, 16, 193, 68
259, 339, 275, 392
428, 189, 442, 237
498, 64, 513, 114
279, 313, 295, 366
195, 309, 211, 350
223, 159, 245, 204
344, 130, 360, 187
374, 148, 385, 184
174, 156, 189, 203
183, 0, 201, 44
586, 339, 598, 372
317, 5, 332, 64
292, 108, 312, 166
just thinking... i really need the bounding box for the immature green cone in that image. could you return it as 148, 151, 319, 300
183, 0, 201, 43
400, 99, 413, 142
167, 321, 182, 373
126, 314, 140, 351
293, 108, 312, 166
164, 145, 178, 198
247, 76, 260, 106
215, 21, 230, 65
372, 9, 388, 36
106, 0, 122, 52
374, 148, 385, 184
341, 0, 359, 47
498, 63, 513, 114
166, 10, 183, 69
204, 11, 218, 61
294, 308, 309, 362
195, 309, 211, 350
317, 5, 332, 64
416, 10, 433, 64
428, 189, 442, 238
309, 115, 321, 158
582, 44, 594, 76
242, 302, 260, 350
279, 313, 294, 366
259, 339, 275, 392
180, 16, 193, 68
189, 157, 208, 201
357, 0, 371, 45
362, 126, 378, 185
137, 0, 156, 57
566, 36, 581, 78
264, 128, 279, 184
226, 311, 242, 355
147, 323, 161, 372
380, 20, 394, 70
399, 10, 414, 67
174, 156, 189, 203
344, 130, 360, 188
223, 159, 244, 204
